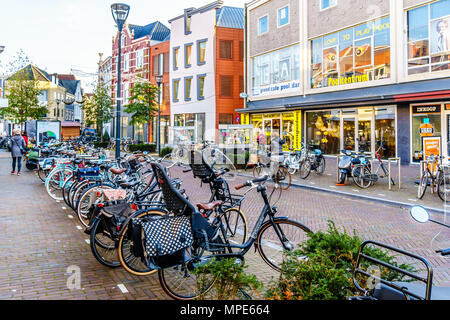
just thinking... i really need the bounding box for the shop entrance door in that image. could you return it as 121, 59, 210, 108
357, 109, 373, 154
263, 118, 281, 145
342, 115, 357, 152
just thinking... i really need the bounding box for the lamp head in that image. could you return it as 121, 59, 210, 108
111, 3, 130, 31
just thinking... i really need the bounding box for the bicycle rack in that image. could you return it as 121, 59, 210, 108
420, 159, 438, 194
388, 158, 401, 191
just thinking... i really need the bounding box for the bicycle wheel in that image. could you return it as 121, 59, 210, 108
437, 174, 450, 202
46, 168, 74, 201
158, 245, 218, 300
417, 173, 428, 200
299, 159, 312, 180
221, 208, 248, 245
256, 219, 312, 272
76, 184, 115, 227
316, 157, 326, 175
352, 165, 373, 189
117, 209, 167, 276
62, 175, 76, 207
38, 168, 50, 183
90, 217, 120, 268
253, 164, 269, 178
275, 166, 291, 190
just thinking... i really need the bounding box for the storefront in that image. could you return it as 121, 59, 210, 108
247, 112, 301, 152
170, 113, 205, 145
305, 106, 397, 159
410, 102, 450, 163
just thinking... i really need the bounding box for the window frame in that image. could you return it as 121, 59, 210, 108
320, 0, 337, 11
258, 14, 269, 36
173, 46, 180, 71
277, 5, 290, 28
185, 43, 193, 68
197, 39, 208, 66
124, 53, 130, 72
197, 74, 207, 100
220, 75, 233, 98
220, 40, 233, 60
184, 76, 193, 101
173, 78, 180, 102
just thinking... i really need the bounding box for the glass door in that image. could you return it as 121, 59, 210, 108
357, 108, 373, 154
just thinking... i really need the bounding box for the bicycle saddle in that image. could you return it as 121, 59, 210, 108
110, 167, 127, 175
196, 200, 223, 211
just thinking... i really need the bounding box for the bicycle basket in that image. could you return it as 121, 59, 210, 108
212, 177, 232, 203
128, 158, 139, 171
139, 215, 193, 269
77, 167, 100, 182
100, 200, 136, 235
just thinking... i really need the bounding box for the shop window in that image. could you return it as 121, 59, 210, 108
306, 111, 341, 155
311, 16, 390, 88
407, 0, 450, 75
375, 106, 396, 159
411, 105, 442, 162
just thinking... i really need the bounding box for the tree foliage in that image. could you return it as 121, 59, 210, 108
0, 50, 48, 124
123, 79, 159, 127
82, 82, 113, 138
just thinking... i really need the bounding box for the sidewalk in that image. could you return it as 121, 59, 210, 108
239, 156, 449, 215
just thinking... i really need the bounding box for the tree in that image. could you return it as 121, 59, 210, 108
0, 50, 48, 128
81, 83, 113, 141
123, 78, 160, 141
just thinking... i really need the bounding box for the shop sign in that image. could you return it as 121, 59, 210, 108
252, 80, 301, 97
420, 123, 434, 137
293, 111, 302, 150
328, 74, 370, 87
445, 104, 450, 111
413, 105, 441, 114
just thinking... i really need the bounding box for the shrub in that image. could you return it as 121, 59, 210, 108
160, 146, 173, 158
265, 220, 416, 300
128, 143, 156, 153
102, 131, 110, 142
194, 258, 263, 300
93, 141, 108, 149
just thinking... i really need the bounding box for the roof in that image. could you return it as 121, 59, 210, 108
128, 21, 170, 42
8, 65, 51, 82
58, 79, 80, 95
216, 6, 244, 29
61, 121, 81, 127
57, 74, 76, 81
169, 1, 224, 23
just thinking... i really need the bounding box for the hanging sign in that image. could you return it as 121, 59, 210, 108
413, 105, 441, 114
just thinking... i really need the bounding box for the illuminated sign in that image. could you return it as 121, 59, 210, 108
328, 74, 370, 86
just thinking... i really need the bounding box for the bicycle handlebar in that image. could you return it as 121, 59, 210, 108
235, 175, 269, 190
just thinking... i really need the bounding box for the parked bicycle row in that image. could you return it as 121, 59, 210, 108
28, 140, 449, 300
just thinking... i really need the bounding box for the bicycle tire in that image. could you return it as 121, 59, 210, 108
256, 219, 312, 272
62, 175, 76, 207
117, 209, 167, 276
221, 208, 248, 245
299, 159, 312, 180
89, 217, 121, 268
38, 168, 50, 183
352, 165, 373, 189
417, 173, 428, 200
46, 168, 74, 201
316, 157, 326, 175
437, 174, 450, 202
76, 183, 116, 227
275, 166, 291, 190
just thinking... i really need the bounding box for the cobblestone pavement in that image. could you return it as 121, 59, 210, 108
0, 150, 448, 301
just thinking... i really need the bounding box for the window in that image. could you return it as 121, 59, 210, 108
278, 5, 289, 27
219, 114, 233, 124
311, 16, 391, 89
239, 41, 244, 61
407, 0, 450, 75
124, 53, 129, 72
163, 53, 169, 73
185, 12, 192, 35
251, 44, 301, 97
153, 55, 159, 75
136, 49, 144, 69
197, 74, 206, 100
173, 79, 180, 102
158, 53, 164, 75
220, 75, 233, 97
197, 40, 207, 65
321, 0, 337, 10
173, 47, 180, 70
123, 82, 129, 105
185, 77, 193, 101
258, 15, 269, 35
220, 40, 233, 59
185, 43, 193, 68
121, 35, 125, 47
239, 76, 244, 94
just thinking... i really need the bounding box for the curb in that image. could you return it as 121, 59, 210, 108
235, 172, 447, 216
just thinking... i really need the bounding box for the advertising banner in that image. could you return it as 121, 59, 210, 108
36, 121, 61, 145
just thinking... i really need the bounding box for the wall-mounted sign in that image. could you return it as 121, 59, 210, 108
420, 123, 434, 137
252, 80, 301, 97
413, 105, 441, 114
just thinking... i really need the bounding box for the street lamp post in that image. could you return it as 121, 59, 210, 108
111, 3, 130, 159
0, 46, 4, 54
155, 75, 163, 156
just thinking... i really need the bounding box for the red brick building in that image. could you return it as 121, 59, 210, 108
111, 21, 170, 143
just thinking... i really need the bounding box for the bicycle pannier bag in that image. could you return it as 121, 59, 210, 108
141, 215, 194, 269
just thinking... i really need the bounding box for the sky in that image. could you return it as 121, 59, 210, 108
0, 0, 248, 91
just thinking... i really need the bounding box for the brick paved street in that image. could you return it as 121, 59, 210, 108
0, 150, 449, 301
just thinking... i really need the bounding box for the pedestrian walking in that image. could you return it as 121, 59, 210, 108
269, 132, 285, 177
9, 129, 27, 176
22, 131, 29, 146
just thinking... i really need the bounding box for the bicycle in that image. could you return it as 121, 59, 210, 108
131, 162, 312, 300
352, 143, 395, 189
253, 152, 292, 190
299, 146, 326, 180
417, 154, 448, 201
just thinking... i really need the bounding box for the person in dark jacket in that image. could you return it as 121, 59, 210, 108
9, 129, 27, 176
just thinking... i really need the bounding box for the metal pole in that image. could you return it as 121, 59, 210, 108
115, 26, 122, 159
157, 83, 161, 156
